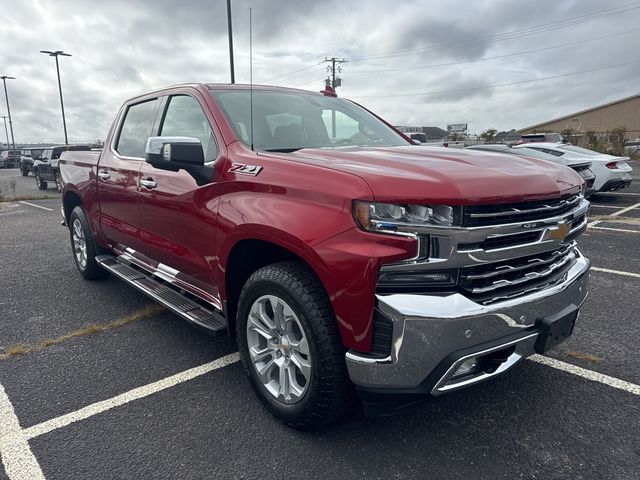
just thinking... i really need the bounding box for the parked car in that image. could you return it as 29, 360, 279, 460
0, 149, 21, 168
625, 140, 640, 154
517, 133, 563, 144
467, 144, 596, 197
59, 83, 589, 429
514, 142, 633, 192
19, 148, 42, 176
33, 145, 92, 191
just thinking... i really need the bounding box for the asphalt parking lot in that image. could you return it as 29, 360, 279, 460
1, 163, 639, 480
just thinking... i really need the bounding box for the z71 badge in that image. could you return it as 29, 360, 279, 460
229, 163, 263, 176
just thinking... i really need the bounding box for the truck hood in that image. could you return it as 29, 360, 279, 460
271, 146, 581, 205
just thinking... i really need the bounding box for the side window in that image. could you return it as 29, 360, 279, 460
160, 95, 218, 163
116, 99, 159, 158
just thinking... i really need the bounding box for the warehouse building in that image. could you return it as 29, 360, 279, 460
519, 93, 640, 143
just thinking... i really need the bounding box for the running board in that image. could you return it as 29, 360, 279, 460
96, 255, 227, 335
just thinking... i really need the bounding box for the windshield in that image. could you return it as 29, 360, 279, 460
211, 89, 409, 152
512, 147, 560, 161
557, 145, 600, 156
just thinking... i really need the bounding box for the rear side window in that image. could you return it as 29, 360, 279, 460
116, 99, 159, 158
160, 95, 218, 163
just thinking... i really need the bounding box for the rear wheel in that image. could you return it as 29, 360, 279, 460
69, 206, 109, 280
20, 165, 28, 176
54, 172, 62, 192
237, 261, 352, 429
35, 171, 47, 190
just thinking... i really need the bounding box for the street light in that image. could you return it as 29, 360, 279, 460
40, 50, 72, 146
1, 116, 10, 150
1, 75, 17, 153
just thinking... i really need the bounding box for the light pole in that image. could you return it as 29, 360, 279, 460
1, 75, 16, 152
226, 0, 235, 84
1, 116, 10, 150
40, 50, 71, 146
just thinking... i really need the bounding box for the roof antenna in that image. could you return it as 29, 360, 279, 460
249, 6, 254, 151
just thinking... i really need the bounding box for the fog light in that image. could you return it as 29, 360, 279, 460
451, 357, 479, 379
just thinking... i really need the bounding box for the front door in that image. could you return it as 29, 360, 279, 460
137, 92, 223, 301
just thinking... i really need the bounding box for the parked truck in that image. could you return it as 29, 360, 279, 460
59, 83, 590, 429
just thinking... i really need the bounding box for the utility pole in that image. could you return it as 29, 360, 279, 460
1, 116, 10, 150
226, 0, 235, 84
322, 57, 347, 137
40, 50, 72, 146
1, 75, 16, 153
322, 57, 347, 89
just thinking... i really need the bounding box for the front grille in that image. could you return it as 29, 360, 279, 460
459, 243, 577, 304
459, 230, 541, 251
463, 195, 580, 227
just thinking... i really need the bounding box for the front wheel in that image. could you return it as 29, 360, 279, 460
20, 166, 28, 176
35, 171, 47, 190
237, 261, 352, 429
69, 206, 109, 280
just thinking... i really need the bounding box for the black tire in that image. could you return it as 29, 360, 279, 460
20, 166, 28, 176
35, 171, 47, 190
69, 206, 109, 280
54, 172, 62, 192
236, 261, 352, 429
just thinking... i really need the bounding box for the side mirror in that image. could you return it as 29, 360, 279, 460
144, 136, 213, 186
145, 136, 204, 170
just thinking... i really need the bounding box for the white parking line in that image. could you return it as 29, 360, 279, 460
589, 226, 640, 234
589, 204, 625, 209
22, 352, 240, 440
589, 201, 640, 227
18, 201, 53, 212
529, 355, 640, 396
0, 383, 46, 480
591, 266, 640, 279
595, 192, 640, 196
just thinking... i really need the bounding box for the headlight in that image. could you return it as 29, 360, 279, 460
353, 201, 458, 232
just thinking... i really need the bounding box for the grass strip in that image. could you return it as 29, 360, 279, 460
0, 304, 165, 360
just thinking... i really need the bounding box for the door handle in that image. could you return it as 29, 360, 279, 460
140, 178, 157, 189
97, 170, 110, 180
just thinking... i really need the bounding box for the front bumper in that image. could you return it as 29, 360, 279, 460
346, 251, 589, 398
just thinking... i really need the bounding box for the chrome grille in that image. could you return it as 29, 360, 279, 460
459, 243, 577, 304
463, 195, 581, 227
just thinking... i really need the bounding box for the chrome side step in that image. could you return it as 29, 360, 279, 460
96, 255, 227, 335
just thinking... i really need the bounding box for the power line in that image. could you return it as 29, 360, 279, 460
347, 28, 640, 74
350, 2, 640, 62
260, 61, 323, 84
353, 59, 640, 99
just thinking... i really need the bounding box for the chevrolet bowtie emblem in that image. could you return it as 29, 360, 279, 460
547, 222, 571, 241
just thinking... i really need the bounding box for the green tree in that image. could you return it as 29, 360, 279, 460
609, 126, 627, 156
561, 128, 577, 145
479, 128, 498, 143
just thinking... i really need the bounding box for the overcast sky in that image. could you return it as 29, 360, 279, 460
1, 0, 639, 143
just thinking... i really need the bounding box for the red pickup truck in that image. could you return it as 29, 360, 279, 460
59, 83, 590, 429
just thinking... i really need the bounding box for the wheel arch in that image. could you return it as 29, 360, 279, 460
223, 235, 337, 341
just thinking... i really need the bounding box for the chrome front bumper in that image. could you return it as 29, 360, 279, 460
346, 251, 589, 394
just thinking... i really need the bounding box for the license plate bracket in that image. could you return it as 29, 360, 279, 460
534, 309, 578, 353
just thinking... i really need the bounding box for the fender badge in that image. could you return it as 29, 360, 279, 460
229, 163, 263, 176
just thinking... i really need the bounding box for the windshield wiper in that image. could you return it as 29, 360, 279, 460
263, 148, 303, 153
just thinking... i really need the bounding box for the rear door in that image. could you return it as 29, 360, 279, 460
137, 91, 223, 300
97, 97, 161, 252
